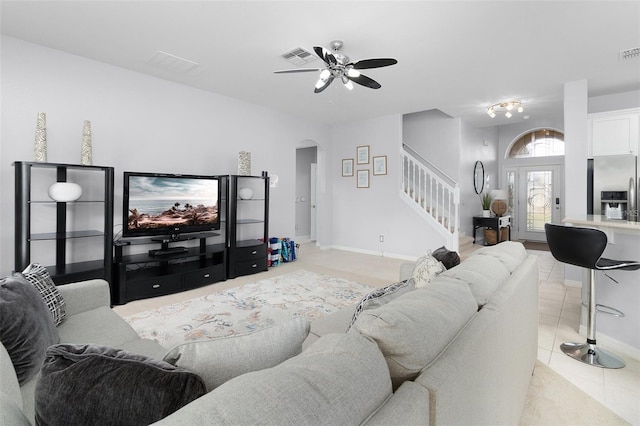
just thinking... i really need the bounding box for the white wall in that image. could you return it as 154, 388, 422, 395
330, 115, 444, 258
0, 36, 331, 276
459, 121, 499, 239
589, 90, 640, 113
402, 109, 460, 180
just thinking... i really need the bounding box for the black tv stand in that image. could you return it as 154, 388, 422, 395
113, 231, 226, 304
148, 246, 188, 257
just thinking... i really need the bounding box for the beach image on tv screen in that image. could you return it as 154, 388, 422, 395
127, 176, 219, 231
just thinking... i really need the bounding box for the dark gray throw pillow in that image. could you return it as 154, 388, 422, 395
432, 246, 461, 269
35, 344, 206, 426
0, 275, 59, 385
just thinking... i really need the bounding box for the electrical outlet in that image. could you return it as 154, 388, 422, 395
379, 235, 384, 242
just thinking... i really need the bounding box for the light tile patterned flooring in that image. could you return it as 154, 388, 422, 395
535, 250, 640, 425
115, 244, 639, 424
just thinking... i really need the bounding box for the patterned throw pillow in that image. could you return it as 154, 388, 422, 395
412, 252, 445, 288
347, 279, 416, 331
21, 263, 66, 326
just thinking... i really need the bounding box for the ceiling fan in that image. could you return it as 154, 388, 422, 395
274, 40, 398, 93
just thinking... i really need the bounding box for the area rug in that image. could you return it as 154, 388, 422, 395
124, 270, 374, 349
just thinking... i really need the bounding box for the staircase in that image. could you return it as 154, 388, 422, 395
401, 144, 460, 252
458, 234, 479, 260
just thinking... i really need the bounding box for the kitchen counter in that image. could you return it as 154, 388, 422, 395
563, 215, 640, 235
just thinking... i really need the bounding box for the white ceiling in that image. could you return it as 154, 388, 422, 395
2, 1, 639, 127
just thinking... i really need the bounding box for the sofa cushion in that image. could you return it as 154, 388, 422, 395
0, 275, 59, 385
158, 333, 392, 425
347, 279, 415, 331
440, 255, 510, 307
57, 305, 141, 347
350, 278, 477, 388
164, 317, 310, 391
412, 252, 445, 288
20, 263, 66, 326
0, 342, 23, 411
35, 344, 206, 426
475, 241, 527, 273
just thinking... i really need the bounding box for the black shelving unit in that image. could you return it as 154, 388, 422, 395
14, 161, 114, 285
113, 232, 226, 304
227, 175, 269, 278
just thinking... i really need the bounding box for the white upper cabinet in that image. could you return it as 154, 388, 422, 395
589, 108, 640, 156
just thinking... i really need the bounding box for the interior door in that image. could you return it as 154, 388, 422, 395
515, 165, 563, 241
310, 163, 317, 241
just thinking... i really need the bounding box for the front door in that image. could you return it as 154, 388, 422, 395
507, 165, 563, 241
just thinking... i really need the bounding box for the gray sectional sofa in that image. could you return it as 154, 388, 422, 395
1, 241, 538, 425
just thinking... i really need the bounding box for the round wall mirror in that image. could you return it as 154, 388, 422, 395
473, 161, 485, 194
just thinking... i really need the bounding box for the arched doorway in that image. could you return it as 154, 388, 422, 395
503, 129, 565, 242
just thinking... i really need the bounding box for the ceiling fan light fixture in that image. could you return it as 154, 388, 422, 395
346, 67, 360, 78
505, 111, 512, 118
342, 76, 354, 90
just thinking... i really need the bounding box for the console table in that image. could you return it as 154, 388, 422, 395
472, 215, 511, 245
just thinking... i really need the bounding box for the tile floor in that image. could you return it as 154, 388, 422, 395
114, 243, 639, 424
535, 249, 639, 425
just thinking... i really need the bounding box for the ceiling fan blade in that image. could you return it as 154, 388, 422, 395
351, 58, 398, 70
347, 73, 382, 89
314, 75, 335, 93
274, 68, 322, 74
313, 46, 337, 66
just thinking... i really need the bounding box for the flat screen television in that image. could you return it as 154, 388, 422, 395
122, 172, 221, 238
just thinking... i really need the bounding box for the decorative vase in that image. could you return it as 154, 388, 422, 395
238, 151, 251, 176
81, 120, 92, 165
34, 112, 47, 162
238, 187, 254, 200
48, 182, 83, 202
482, 210, 491, 218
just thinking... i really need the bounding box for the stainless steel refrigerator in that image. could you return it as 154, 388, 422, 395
588, 155, 638, 220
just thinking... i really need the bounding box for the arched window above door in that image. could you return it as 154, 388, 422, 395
508, 129, 565, 158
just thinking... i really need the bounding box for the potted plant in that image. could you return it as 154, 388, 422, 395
480, 192, 493, 217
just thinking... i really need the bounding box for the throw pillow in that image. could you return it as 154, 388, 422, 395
350, 277, 478, 388
35, 344, 206, 426
431, 246, 461, 269
347, 279, 416, 331
0, 275, 59, 385
412, 252, 445, 288
164, 316, 310, 391
20, 263, 66, 326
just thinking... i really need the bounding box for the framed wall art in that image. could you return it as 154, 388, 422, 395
356, 145, 370, 165
342, 158, 354, 177
357, 169, 370, 188
373, 155, 387, 175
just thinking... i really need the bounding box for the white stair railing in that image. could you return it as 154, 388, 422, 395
401, 144, 460, 251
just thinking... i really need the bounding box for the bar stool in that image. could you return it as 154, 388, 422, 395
544, 223, 640, 369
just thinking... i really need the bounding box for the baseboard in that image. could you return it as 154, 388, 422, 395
320, 244, 417, 262
578, 325, 640, 362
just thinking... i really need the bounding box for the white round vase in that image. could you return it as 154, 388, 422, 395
238, 187, 254, 200
48, 182, 83, 202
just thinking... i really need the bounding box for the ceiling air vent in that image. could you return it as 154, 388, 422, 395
620, 47, 640, 60
146, 50, 199, 73
281, 47, 317, 66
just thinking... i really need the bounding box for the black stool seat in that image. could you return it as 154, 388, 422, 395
545, 223, 639, 369
596, 258, 640, 271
